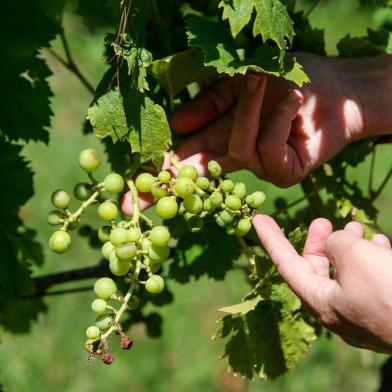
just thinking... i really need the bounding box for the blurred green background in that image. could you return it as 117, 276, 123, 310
1, 1, 392, 391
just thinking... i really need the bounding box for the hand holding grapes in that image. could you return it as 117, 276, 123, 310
171, 53, 392, 187
253, 215, 392, 353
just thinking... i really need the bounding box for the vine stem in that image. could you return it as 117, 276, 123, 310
368, 146, 376, 195
372, 166, 392, 201
61, 189, 101, 230
48, 30, 95, 94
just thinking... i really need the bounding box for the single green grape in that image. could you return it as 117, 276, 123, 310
151, 183, 169, 199
49, 231, 71, 253
221, 179, 234, 193
203, 198, 213, 212
174, 177, 195, 198
115, 242, 137, 261
145, 275, 165, 294
86, 325, 101, 340
249, 191, 266, 209
196, 176, 210, 190
235, 219, 252, 236
104, 173, 124, 193
233, 182, 247, 199
209, 191, 223, 208
156, 197, 178, 219
109, 227, 128, 246
95, 314, 113, 331
109, 255, 131, 276
67, 220, 79, 231
91, 299, 107, 315
141, 238, 152, 252
226, 226, 235, 235
98, 201, 118, 222
178, 165, 198, 181
158, 170, 171, 183
219, 210, 234, 224
73, 182, 92, 201
47, 210, 64, 226
126, 227, 141, 242
183, 194, 203, 214
150, 226, 170, 247
245, 194, 254, 205
149, 244, 170, 263
101, 241, 115, 260
185, 214, 204, 232
79, 148, 101, 172
51, 189, 70, 209
94, 277, 117, 300
215, 215, 226, 228
208, 160, 222, 178
225, 195, 242, 211
135, 173, 155, 193
98, 225, 111, 243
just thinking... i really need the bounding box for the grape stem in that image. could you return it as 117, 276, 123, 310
126, 179, 140, 226
170, 153, 181, 170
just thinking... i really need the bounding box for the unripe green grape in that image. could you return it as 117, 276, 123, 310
150, 226, 170, 247
135, 173, 155, 193
85, 338, 95, 352
219, 210, 234, 224
226, 226, 235, 235
67, 220, 79, 231
203, 198, 213, 212
178, 165, 198, 181
149, 262, 162, 274
225, 195, 242, 211
145, 275, 165, 294
249, 191, 266, 209
94, 277, 117, 300
210, 191, 223, 208
221, 179, 234, 193
196, 176, 210, 190
174, 177, 195, 198
51, 189, 70, 209
79, 148, 101, 173
233, 182, 247, 199
128, 296, 140, 310
156, 197, 178, 219
98, 201, 118, 222
126, 227, 141, 242
208, 160, 222, 178
101, 241, 115, 260
183, 194, 203, 214
235, 219, 252, 236
104, 173, 124, 193
151, 183, 169, 199
158, 170, 171, 183
98, 225, 111, 243
246, 194, 254, 205
215, 215, 226, 228
95, 314, 113, 331
186, 214, 204, 232
141, 238, 152, 252
115, 242, 137, 261
91, 299, 107, 314
47, 210, 64, 226
109, 227, 128, 246
73, 182, 92, 201
149, 244, 170, 263
109, 256, 131, 276
49, 231, 71, 253
86, 325, 101, 340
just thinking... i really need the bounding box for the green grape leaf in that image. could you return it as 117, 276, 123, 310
219, 0, 295, 62
87, 85, 171, 169
216, 283, 316, 380
149, 48, 217, 100
187, 19, 308, 86
170, 226, 241, 282
218, 295, 263, 315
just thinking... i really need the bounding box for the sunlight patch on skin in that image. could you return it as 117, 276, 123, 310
342, 99, 364, 141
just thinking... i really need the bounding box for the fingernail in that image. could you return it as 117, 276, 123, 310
246, 73, 262, 93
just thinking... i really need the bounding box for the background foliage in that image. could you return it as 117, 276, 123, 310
0, 0, 392, 390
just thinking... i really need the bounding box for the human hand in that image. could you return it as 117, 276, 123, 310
171, 53, 374, 187
253, 214, 392, 353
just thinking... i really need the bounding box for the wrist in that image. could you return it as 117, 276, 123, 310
333, 55, 392, 141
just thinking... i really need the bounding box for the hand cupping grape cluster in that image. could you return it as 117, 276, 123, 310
47, 148, 266, 365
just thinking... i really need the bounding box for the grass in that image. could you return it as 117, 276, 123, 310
1, 4, 391, 391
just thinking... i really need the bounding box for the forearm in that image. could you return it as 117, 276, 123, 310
334, 54, 392, 139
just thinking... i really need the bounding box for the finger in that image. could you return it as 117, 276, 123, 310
344, 221, 364, 238
227, 73, 267, 167
303, 218, 333, 257
252, 214, 326, 299
171, 75, 245, 133
372, 234, 392, 249
121, 191, 155, 216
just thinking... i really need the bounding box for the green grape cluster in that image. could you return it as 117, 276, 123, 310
48, 149, 266, 365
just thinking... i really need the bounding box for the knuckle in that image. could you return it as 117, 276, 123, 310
318, 307, 339, 329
